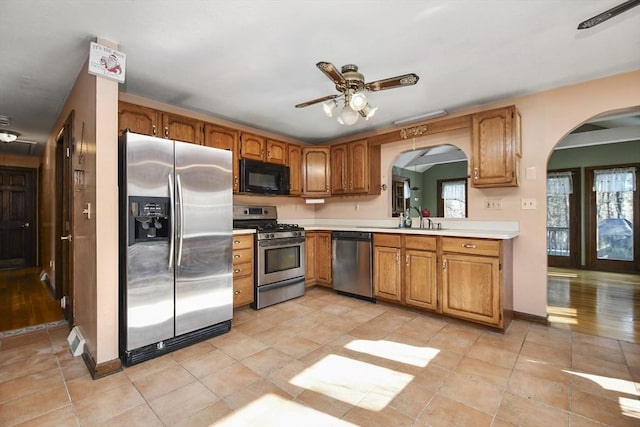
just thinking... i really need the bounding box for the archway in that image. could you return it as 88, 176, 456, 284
545, 108, 640, 343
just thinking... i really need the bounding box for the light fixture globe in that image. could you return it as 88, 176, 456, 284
322, 99, 338, 117
349, 92, 368, 111
360, 104, 378, 120
0, 130, 20, 143
338, 105, 359, 126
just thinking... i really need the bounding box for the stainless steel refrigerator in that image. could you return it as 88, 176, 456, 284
119, 131, 233, 366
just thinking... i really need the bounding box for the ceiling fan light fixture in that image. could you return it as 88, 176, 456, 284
349, 91, 368, 111
338, 104, 359, 126
322, 99, 338, 117
0, 130, 20, 143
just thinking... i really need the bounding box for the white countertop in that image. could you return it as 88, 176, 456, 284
232, 228, 256, 235
233, 220, 518, 239
293, 219, 519, 240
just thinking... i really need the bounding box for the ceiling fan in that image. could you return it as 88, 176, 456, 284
577, 0, 640, 29
295, 61, 419, 125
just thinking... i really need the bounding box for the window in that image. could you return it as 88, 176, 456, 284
438, 179, 467, 218
547, 172, 573, 257
593, 167, 636, 261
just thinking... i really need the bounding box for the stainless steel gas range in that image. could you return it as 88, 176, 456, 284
233, 205, 305, 309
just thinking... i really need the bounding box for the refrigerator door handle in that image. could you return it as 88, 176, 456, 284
168, 174, 175, 269
176, 174, 185, 267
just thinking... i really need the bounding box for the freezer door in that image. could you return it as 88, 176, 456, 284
124, 133, 175, 350
174, 141, 233, 336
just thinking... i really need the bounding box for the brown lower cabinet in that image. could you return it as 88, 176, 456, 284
232, 235, 254, 308
305, 231, 332, 287
373, 233, 512, 331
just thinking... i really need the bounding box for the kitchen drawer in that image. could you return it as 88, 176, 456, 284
373, 233, 401, 248
232, 235, 253, 250
233, 262, 253, 279
232, 248, 253, 265
442, 237, 500, 257
403, 235, 436, 251
233, 276, 254, 307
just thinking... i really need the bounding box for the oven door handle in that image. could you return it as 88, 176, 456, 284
258, 277, 305, 293
258, 238, 305, 247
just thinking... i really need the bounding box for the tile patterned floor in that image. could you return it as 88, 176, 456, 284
1, 287, 640, 426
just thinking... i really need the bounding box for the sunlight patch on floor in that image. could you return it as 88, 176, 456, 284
547, 271, 578, 278
547, 305, 578, 325
619, 396, 640, 420
344, 339, 440, 367
563, 370, 640, 397
213, 393, 358, 426
290, 354, 414, 411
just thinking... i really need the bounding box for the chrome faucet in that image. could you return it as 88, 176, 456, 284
410, 206, 425, 229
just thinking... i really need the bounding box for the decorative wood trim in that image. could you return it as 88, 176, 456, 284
82, 348, 122, 380
368, 114, 472, 146
513, 311, 549, 325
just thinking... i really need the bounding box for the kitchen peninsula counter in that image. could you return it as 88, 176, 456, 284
298, 220, 518, 240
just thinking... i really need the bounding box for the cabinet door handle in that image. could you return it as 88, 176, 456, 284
233, 240, 241, 244
234, 290, 241, 295
164, 126, 169, 138
462, 243, 477, 249
396, 253, 400, 263
405, 254, 409, 265
267, 150, 271, 158
350, 181, 353, 190
234, 269, 241, 273
152, 125, 157, 136
443, 259, 447, 270
234, 176, 239, 185
233, 254, 241, 258
473, 167, 479, 180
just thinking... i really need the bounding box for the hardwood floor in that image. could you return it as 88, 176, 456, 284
0, 267, 64, 333
548, 267, 640, 343
1, 265, 638, 345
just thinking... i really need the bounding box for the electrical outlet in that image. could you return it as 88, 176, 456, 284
355, 203, 359, 211
521, 198, 537, 209
484, 199, 502, 210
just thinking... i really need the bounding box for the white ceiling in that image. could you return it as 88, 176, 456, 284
1, 0, 639, 157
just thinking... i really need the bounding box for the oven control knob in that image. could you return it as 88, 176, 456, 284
268, 233, 274, 239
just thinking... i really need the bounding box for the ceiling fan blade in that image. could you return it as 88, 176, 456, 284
295, 94, 340, 108
577, 0, 640, 29
316, 61, 346, 86
365, 73, 420, 92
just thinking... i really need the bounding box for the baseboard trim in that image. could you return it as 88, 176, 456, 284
514, 311, 549, 325
82, 348, 122, 380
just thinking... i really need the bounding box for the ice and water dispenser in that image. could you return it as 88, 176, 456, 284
128, 196, 170, 243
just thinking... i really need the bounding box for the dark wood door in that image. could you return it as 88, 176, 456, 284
55, 113, 74, 321
0, 167, 37, 269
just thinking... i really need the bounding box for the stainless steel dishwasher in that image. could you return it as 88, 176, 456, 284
332, 231, 375, 301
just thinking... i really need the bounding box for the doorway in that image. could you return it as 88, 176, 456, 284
0, 166, 37, 269
546, 110, 640, 342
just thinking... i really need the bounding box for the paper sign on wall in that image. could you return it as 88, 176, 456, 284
88, 41, 126, 83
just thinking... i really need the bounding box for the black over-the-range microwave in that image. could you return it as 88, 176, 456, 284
239, 158, 290, 195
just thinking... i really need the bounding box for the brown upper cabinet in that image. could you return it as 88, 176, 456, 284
302, 146, 331, 197
240, 133, 287, 165
331, 139, 380, 195
288, 144, 302, 196
118, 102, 203, 144
118, 102, 160, 137
162, 113, 203, 144
470, 105, 521, 188
203, 124, 240, 192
